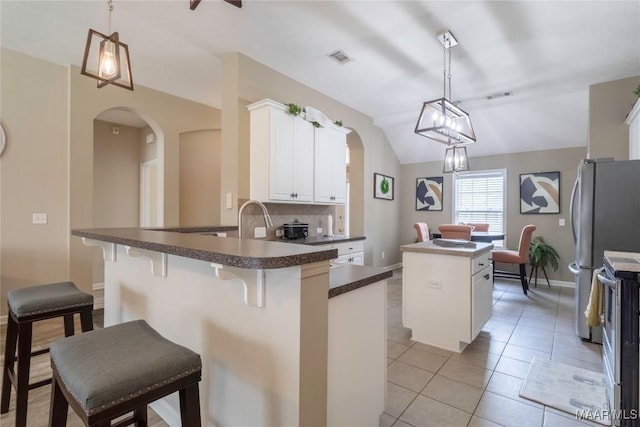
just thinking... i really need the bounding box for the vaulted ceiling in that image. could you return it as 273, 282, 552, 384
2, 1, 639, 164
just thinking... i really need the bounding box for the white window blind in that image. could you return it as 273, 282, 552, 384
453, 169, 506, 246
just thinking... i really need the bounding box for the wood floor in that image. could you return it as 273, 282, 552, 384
0, 315, 169, 427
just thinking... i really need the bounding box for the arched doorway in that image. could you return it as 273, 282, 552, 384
91, 107, 164, 287
343, 129, 365, 236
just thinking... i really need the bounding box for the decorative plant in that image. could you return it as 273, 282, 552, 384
311, 121, 322, 128
334, 120, 343, 127
286, 103, 302, 116
635, 85, 640, 98
529, 236, 560, 271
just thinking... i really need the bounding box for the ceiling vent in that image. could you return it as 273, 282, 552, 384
327, 50, 352, 65
486, 90, 513, 100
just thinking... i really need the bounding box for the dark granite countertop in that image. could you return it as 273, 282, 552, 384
329, 265, 393, 298
264, 235, 366, 246
143, 225, 238, 233
72, 228, 336, 269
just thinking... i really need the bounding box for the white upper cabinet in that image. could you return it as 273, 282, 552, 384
314, 126, 349, 204
249, 99, 350, 205
249, 99, 314, 203
626, 98, 640, 160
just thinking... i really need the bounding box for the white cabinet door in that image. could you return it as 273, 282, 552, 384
471, 266, 493, 340
314, 127, 347, 204
291, 116, 314, 202
269, 108, 295, 201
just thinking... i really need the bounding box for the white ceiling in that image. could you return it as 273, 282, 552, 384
2, 1, 639, 164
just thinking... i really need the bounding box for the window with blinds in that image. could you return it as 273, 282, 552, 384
453, 169, 506, 246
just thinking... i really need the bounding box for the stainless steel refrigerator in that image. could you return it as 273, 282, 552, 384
569, 158, 640, 344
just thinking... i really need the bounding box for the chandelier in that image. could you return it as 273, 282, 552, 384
81, 0, 133, 90
443, 146, 469, 173
415, 30, 475, 146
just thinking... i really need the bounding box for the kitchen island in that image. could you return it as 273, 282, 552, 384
72, 227, 388, 427
401, 240, 494, 353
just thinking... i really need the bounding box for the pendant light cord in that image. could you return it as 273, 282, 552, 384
107, 0, 113, 33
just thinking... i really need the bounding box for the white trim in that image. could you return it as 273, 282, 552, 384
0, 315, 6, 326
92, 282, 105, 291
499, 276, 574, 288
382, 263, 403, 271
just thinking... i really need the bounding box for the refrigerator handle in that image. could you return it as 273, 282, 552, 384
568, 262, 580, 275
569, 175, 579, 244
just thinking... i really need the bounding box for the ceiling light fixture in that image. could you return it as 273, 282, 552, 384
415, 30, 475, 146
81, 0, 133, 91
443, 146, 469, 173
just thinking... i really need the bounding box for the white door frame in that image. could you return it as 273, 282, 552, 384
140, 159, 158, 227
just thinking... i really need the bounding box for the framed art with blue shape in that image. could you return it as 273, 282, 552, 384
416, 177, 443, 211
520, 171, 560, 214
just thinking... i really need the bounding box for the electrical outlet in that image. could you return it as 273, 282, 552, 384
428, 280, 442, 290
226, 192, 233, 209
559, 218, 565, 227
254, 226, 266, 238
276, 229, 283, 237
381, 251, 385, 259
317, 227, 323, 234
32, 213, 48, 224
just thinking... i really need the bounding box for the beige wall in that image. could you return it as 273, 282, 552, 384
0, 49, 70, 314
589, 75, 640, 160
226, 53, 402, 267
179, 129, 221, 225
400, 147, 587, 282
0, 48, 221, 313
68, 64, 221, 293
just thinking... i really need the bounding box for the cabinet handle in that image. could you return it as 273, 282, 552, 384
290, 193, 295, 198
478, 263, 484, 266
484, 274, 490, 280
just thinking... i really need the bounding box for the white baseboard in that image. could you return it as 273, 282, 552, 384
0, 315, 6, 326
383, 263, 403, 272
92, 282, 105, 291
499, 276, 574, 288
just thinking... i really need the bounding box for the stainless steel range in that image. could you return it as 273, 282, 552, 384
599, 251, 640, 426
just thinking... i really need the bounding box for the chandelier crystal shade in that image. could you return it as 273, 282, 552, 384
415, 30, 475, 146
81, 0, 133, 90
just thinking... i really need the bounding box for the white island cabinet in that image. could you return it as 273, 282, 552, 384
400, 241, 494, 353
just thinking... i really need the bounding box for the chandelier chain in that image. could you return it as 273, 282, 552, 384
447, 45, 452, 101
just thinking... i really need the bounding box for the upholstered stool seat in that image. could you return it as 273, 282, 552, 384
1, 281, 94, 427
49, 319, 202, 427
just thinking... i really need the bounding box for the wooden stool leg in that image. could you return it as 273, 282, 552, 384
63, 314, 75, 337
0, 314, 18, 413
134, 405, 148, 426
179, 383, 201, 427
49, 375, 69, 427
80, 308, 94, 332
15, 321, 33, 427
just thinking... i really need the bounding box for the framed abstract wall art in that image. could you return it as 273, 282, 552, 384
373, 173, 394, 200
416, 177, 443, 211
520, 171, 560, 214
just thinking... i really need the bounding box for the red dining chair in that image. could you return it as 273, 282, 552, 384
413, 222, 429, 242
492, 224, 536, 295
438, 224, 473, 240
467, 223, 489, 232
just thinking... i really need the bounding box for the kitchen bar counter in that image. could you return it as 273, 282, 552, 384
144, 225, 238, 233
271, 235, 366, 245
329, 265, 392, 298
72, 227, 336, 269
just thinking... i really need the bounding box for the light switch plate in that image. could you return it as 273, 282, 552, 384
559, 218, 565, 227
317, 227, 323, 234
225, 192, 233, 209
32, 213, 48, 224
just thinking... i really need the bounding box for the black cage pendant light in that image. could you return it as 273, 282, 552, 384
81, 0, 133, 90
415, 30, 475, 146
443, 146, 469, 173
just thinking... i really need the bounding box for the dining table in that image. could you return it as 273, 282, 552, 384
431, 231, 505, 243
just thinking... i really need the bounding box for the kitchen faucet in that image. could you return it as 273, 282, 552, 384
238, 200, 273, 239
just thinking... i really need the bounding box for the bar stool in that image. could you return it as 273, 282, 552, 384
49, 319, 202, 427
1, 281, 94, 427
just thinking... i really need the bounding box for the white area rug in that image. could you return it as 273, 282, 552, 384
520, 358, 611, 426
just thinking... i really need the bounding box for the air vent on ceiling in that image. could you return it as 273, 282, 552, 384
328, 50, 352, 65
486, 90, 513, 100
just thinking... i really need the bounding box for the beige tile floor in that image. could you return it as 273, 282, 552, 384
382, 270, 604, 427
